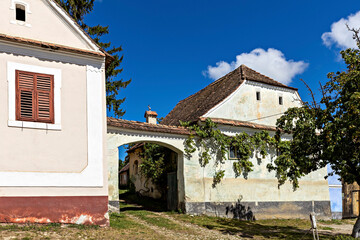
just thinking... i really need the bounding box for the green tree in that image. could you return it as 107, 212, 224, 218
139, 143, 177, 199
181, 28, 360, 238
55, 0, 131, 117
268, 29, 360, 237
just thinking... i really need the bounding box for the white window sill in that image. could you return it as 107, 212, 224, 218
10, 20, 31, 28
8, 120, 61, 130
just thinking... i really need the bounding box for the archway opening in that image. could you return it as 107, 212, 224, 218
118, 141, 179, 211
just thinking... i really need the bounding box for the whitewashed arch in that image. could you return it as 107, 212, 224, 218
107, 126, 188, 209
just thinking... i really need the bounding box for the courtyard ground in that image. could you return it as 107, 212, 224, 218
0, 191, 356, 239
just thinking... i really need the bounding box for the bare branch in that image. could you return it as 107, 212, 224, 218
300, 78, 317, 108
346, 23, 360, 47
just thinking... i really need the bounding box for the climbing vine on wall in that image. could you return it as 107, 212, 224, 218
181, 118, 276, 187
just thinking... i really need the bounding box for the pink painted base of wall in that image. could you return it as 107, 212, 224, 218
0, 196, 109, 226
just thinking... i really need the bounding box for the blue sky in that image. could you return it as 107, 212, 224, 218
87, 0, 359, 123
86, 1, 359, 212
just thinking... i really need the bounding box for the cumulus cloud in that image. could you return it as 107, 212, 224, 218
204, 48, 308, 85
321, 11, 360, 49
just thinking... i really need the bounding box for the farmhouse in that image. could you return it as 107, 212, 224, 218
107, 65, 331, 219
0, 0, 109, 225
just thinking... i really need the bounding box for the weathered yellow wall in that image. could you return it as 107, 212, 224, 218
128, 148, 162, 199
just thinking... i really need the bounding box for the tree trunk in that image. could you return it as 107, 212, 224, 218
352, 217, 360, 238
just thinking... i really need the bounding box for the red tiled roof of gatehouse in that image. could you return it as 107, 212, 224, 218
162, 65, 298, 126
126, 142, 144, 153
119, 163, 129, 173
107, 117, 190, 135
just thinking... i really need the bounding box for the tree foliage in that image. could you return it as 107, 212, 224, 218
269, 31, 360, 190
139, 143, 177, 198
55, 0, 131, 117
182, 30, 360, 197
269, 28, 360, 237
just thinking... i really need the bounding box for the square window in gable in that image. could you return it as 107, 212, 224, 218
16, 4, 26, 22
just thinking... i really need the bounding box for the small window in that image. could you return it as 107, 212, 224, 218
229, 145, 241, 160
16, 4, 26, 22
16, 70, 54, 123
279, 96, 283, 105
134, 160, 139, 175
256, 91, 261, 101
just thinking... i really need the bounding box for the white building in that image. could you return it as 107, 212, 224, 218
0, 0, 109, 225
107, 65, 331, 219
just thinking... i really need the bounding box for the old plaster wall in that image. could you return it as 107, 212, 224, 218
128, 148, 162, 199
0, 0, 95, 51
204, 80, 302, 126
183, 126, 331, 219
106, 127, 187, 208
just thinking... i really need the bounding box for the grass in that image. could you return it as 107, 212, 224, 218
0, 212, 356, 240
0, 190, 356, 239
319, 218, 356, 225
167, 212, 355, 240
110, 212, 145, 230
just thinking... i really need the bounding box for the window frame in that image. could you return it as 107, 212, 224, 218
256, 91, 261, 101
228, 145, 241, 160
8, 62, 62, 130
279, 96, 283, 105
15, 4, 26, 22
10, 0, 32, 27
15, 70, 55, 124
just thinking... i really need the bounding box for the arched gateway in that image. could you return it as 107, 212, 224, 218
106, 65, 331, 219
107, 117, 189, 211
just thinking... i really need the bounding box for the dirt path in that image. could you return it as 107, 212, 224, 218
318, 222, 354, 235
154, 212, 240, 240
125, 211, 240, 240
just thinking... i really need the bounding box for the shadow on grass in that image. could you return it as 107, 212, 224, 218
202, 217, 352, 239
119, 190, 168, 213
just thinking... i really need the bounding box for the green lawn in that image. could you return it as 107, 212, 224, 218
0, 191, 356, 239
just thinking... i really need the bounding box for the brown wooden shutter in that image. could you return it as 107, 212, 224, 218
36, 74, 54, 123
16, 70, 54, 124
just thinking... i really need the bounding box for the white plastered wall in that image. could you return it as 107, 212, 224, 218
0, 42, 108, 196
204, 80, 302, 126
189, 81, 329, 204
183, 126, 330, 204
106, 128, 187, 204
0, 0, 99, 51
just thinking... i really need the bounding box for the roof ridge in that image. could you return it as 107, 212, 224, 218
240, 64, 297, 90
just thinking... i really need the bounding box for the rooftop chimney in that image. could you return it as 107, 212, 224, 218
144, 106, 158, 124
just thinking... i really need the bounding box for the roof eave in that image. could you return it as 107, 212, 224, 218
0, 34, 106, 59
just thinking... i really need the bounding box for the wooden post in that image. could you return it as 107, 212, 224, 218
310, 212, 319, 240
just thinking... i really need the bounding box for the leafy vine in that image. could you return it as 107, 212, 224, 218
181, 118, 276, 187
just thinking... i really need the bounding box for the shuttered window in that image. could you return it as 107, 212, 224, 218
16, 70, 54, 123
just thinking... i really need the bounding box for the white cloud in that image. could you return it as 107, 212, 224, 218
204, 48, 308, 85
321, 11, 360, 49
